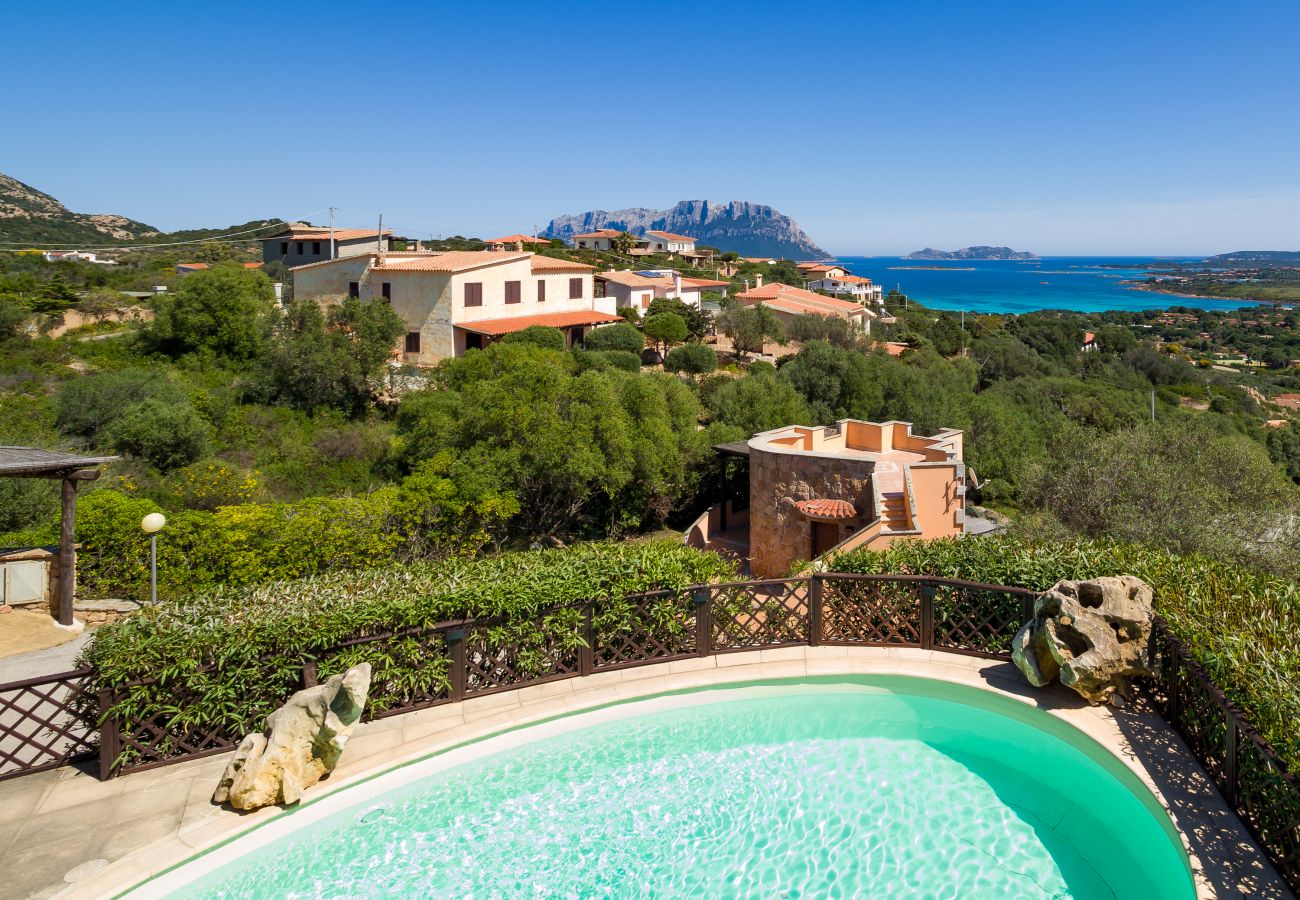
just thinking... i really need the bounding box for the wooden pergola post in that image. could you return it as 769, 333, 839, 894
54, 467, 101, 627
58, 476, 77, 626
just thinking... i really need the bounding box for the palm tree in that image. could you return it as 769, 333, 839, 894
612, 231, 637, 255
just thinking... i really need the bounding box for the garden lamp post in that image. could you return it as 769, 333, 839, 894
141, 512, 166, 604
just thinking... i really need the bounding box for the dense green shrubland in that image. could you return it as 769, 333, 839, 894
829, 533, 1300, 767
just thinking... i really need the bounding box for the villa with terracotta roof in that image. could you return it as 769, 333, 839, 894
570, 229, 624, 251
735, 281, 875, 332
485, 234, 551, 252
292, 250, 617, 365
261, 224, 400, 267
806, 273, 884, 306
687, 419, 967, 577
797, 262, 848, 279
596, 270, 729, 313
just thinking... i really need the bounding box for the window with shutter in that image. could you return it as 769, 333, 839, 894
464, 282, 483, 307
505, 281, 521, 304
348, 282, 360, 299
569, 277, 582, 299
280, 242, 289, 255
405, 332, 421, 353
312, 241, 321, 255
381, 282, 392, 300
537, 280, 545, 302
296, 242, 304, 254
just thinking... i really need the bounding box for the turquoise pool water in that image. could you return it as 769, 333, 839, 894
170, 678, 1193, 899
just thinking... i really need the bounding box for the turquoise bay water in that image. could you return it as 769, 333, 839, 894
176, 679, 1192, 899
838, 255, 1255, 315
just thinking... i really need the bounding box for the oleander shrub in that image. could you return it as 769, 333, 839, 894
828, 533, 1300, 768
80, 540, 735, 764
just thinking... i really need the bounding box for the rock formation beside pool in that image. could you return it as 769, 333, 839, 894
1012, 576, 1154, 705
213, 663, 372, 810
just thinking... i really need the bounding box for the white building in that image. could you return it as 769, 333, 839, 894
807, 274, 884, 306
596, 270, 729, 313
293, 251, 620, 365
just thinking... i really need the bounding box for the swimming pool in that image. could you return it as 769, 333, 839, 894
137, 677, 1194, 899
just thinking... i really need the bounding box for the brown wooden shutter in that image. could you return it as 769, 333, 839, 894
569, 277, 582, 299
537, 279, 545, 302
505, 281, 521, 304
465, 282, 483, 307
405, 332, 421, 353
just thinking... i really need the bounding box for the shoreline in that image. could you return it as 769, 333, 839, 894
1125, 282, 1276, 306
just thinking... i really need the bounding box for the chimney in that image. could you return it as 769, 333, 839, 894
673, 273, 682, 296
754, 274, 764, 288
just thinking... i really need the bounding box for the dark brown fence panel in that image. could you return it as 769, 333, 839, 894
316, 627, 455, 721
1147, 621, 1300, 890
462, 612, 584, 697
0, 668, 97, 781
930, 582, 1034, 658
817, 574, 923, 647
709, 578, 810, 652
593, 591, 697, 670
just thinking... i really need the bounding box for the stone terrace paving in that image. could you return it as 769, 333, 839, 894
0, 647, 1288, 899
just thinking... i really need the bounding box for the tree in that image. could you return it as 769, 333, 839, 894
643, 312, 687, 353
1024, 417, 1300, 573
396, 343, 707, 539
786, 313, 855, 348
55, 370, 187, 441
717, 301, 782, 357
106, 399, 210, 471
612, 231, 638, 254
664, 343, 717, 375
144, 264, 275, 361
0, 295, 26, 339
584, 322, 644, 354
778, 340, 880, 423
646, 297, 710, 342
252, 296, 405, 415
703, 372, 813, 437
502, 325, 566, 351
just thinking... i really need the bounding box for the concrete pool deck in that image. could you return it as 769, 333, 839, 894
0, 646, 1289, 899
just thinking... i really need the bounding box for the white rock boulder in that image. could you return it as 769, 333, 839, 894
213, 663, 371, 810
1012, 576, 1154, 705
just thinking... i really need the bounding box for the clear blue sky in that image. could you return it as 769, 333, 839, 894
6, 1, 1298, 255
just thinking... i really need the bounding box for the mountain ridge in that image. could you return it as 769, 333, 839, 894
0, 172, 160, 245
544, 200, 831, 260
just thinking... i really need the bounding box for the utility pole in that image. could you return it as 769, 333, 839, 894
1150, 391, 1156, 422
328, 207, 337, 259
376, 214, 384, 259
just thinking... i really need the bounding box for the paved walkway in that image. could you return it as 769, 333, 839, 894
0, 630, 92, 684
0, 647, 1288, 899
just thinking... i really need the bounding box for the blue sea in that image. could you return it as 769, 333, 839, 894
835, 256, 1256, 315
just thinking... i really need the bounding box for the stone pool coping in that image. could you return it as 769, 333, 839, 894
2, 646, 1288, 899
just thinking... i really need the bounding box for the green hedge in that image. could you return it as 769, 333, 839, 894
80, 540, 735, 762
829, 534, 1300, 768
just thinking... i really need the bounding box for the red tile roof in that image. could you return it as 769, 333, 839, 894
679, 277, 729, 289
374, 251, 529, 272
645, 230, 696, 243
794, 498, 858, 520
736, 283, 869, 318
529, 255, 595, 273
1274, 394, 1300, 410
457, 310, 624, 336
883, 341, 909, 357
572, 229, 623, 240
487, 234, 551, 245
176, 262, 264, 271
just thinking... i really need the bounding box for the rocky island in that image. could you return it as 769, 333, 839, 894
905, 246, 1038, 260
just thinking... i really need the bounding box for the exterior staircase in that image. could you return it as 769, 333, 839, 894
879, 491, 911, 532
